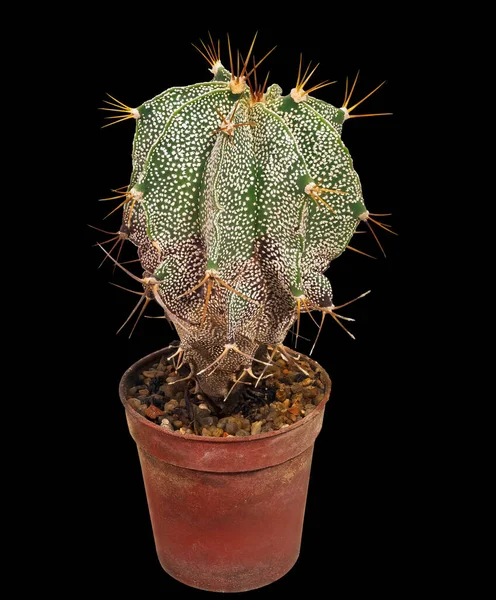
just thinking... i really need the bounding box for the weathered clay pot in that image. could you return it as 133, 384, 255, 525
120, 346, 331, 593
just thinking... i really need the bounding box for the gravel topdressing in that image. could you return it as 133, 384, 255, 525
126, 346, 327, 436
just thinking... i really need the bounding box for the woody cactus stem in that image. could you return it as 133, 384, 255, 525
104, 39, 389, 399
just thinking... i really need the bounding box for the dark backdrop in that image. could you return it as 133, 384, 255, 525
75, 19, 405, 596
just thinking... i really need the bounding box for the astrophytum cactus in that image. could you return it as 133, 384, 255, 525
97, 35, 392, 400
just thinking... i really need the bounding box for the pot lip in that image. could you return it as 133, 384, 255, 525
119, 345, 331, 443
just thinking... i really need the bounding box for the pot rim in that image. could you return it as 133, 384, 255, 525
119, 344, 331, 444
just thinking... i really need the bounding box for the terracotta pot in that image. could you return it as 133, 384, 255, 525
120, 346, 331, 593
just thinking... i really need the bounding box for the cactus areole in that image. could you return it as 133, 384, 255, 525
100, 41, 390, 402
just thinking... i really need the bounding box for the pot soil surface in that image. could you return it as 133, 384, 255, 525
126, 344, 327, 436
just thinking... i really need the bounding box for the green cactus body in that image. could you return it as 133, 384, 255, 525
131, 82, 227, 184
274, 96, 366, 273
115, 61, 375, 398
306, 97, 346, 135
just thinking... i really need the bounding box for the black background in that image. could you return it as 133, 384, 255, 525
74, 17, 406, 596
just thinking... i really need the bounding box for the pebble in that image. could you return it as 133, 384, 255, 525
251, 421, 263, 435
144, 405, 165, 420
199, 416, 215, 427
128, 398, 147, 415
304, 404, 315, 413
173, 420, 183, 428
273, 416, 288, 429
164, 399, 179, 412
301, 377, 313, 386
209, 427, 224, 438
138, 389, 150, 397
314, 393, 324, 405
225, 421, 238, 435
235, 429, 249, 437
179, 427, 194, 435
160, 419, 174, 431
142, 370, 159, 378
201, 428, 211, 437
291, 392, 303, 403
267, 410, 279, 421
128, 397, 141, 409
259, 406, 270, 417
232, 415, 245, 427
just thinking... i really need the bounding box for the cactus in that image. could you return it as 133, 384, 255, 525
97, 35, 392, 401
